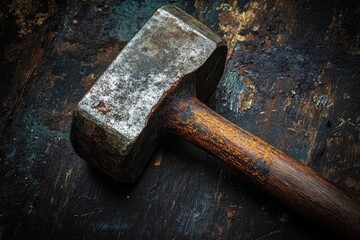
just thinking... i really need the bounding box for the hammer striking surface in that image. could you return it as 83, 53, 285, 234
70, 5, 360, 239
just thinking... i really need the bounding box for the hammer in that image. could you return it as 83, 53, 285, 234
70, 6, 360, 239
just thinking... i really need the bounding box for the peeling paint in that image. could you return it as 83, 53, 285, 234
217, 1, 261, 57
217, 71, 256, 114
238, 75, 256, 113
315, 95, 329, 106
217, 0, 297, 58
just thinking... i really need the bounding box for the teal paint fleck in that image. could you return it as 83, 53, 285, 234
217, 71, 250, 113
316, 95, 328, 106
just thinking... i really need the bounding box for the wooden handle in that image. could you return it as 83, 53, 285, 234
166, 97, 360, 239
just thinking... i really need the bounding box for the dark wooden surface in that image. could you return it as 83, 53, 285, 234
1, 0, 359, 239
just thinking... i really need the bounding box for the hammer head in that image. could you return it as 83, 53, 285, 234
70, 5, 227, 183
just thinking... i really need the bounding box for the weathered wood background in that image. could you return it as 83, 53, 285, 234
1, 0, 359, 239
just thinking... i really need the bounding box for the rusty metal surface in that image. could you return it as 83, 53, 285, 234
71, 5, 226, 183
1, 0, 359, 239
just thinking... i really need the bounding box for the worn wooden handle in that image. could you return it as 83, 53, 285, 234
166, 97, 360, 239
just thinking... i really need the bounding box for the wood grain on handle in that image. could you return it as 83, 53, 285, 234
166, 97, 360, 239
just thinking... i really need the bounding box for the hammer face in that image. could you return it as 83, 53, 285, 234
71, 5, 226, 182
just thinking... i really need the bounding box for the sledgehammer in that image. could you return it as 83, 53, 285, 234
70, 5, 360, 239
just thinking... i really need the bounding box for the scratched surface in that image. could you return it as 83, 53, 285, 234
0, 0, 359, 239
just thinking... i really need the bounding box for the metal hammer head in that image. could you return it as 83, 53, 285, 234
70, 5, 227, 183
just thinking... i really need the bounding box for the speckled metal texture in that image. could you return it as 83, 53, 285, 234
70, 5, 227, 182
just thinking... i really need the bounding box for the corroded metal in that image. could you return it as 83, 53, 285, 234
70, 5, 227, 182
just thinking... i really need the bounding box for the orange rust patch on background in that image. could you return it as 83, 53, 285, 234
238, 91, 255, 113
217, 1, 261, 58
217, 0, 297, 58
238, 75, 256, 113
233, 67, 257, 113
